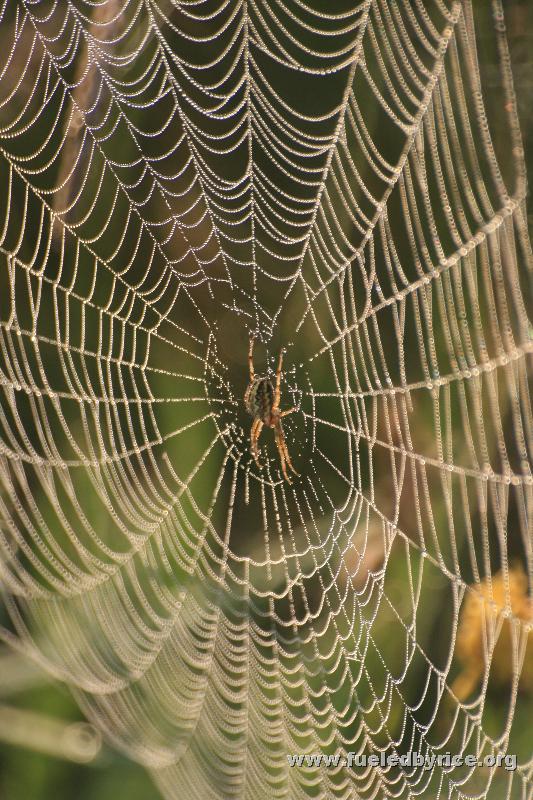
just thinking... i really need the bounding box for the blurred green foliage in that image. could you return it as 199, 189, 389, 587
0, 660, 157, 800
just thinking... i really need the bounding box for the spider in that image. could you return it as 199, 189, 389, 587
244, 338, 298, 483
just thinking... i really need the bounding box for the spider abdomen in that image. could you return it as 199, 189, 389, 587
245, 377, 275, 425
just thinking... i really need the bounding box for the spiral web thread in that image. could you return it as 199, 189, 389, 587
0, 0, 532, 798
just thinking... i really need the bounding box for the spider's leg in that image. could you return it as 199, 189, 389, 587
280, 434, 299, 476
275, 427, 291, 483
251, 418, 263, 466
275, 419, 298, 475
273, 348, 284, 411
248, 338, 255, 382
280, 406, 296, 418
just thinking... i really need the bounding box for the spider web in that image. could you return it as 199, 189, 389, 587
0, 0, 532, 798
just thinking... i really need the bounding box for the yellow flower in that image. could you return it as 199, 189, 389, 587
452, 565, 533, 701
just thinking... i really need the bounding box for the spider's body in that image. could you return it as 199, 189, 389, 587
245, 377, 275, 425
244, 340, 298, 482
